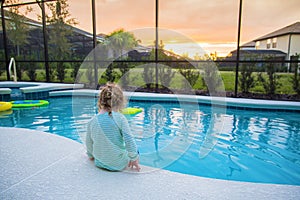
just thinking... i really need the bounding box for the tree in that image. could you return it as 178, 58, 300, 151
6, 0, 32, 56
45, 0, 77, 82
105, 29, 139, 58
103, 29, 140, 85
6, 0, 32, 80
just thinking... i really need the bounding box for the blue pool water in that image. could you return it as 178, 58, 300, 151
1, 97, 300, 185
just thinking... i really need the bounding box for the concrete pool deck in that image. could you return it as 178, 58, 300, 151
0, 127, 299, 200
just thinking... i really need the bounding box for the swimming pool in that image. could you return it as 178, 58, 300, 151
1, 97, 300, 185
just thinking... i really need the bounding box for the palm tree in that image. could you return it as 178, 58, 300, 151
103, 29, 140, 85
105, 29, 139, 58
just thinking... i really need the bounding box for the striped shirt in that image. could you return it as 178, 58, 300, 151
86, 111, 139, 171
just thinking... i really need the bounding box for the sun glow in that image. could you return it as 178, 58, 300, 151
163, 42, 236, 58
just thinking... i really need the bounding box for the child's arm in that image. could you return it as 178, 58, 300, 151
86, 121, 94, 159
120, 116, 139, 161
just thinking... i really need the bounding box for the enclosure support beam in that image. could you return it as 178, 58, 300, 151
1, 1, 10, 80
38, 0, 50, 82
155, 0, 159, 92
92, 0, 98, 88
234, 0, 243, 97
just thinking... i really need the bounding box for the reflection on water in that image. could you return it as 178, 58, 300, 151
128, 101, 300, 185
0, 98, 300, 185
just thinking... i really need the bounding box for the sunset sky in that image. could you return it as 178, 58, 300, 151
18, 0, 300, 57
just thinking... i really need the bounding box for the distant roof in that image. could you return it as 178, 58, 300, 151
1, 9, 105, 42
0, 9, 42, 28
228, 49, 287, 58
97, 33, 107, 38
241, 41, 255, 48
241, 49, 286, 55
59, 24, 104, 41
133, 45, 152, 53
254, 22, 300, 41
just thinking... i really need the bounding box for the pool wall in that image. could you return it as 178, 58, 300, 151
50, 89, 300, 112
0, 81, 84, 101
0, 88, 11, 101
1, 81, 300, 112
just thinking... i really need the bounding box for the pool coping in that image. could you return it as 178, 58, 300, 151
0, 88, 11, 95
0, 81, 84, 93
50, 89, 300, 111
1, 127, 299, 200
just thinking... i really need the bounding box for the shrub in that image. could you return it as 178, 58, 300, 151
101, 63, 119, 83
142, 64, 155, 89
158, 65, 175, 88
71, 62, 83, 81
239, 64, 255, 93
258, 59, 281, 96
26, 63, 37, 81
178, 68, 200, 89
118, 62, 132, 87
201, 62, 223, 94
291, 54, 300, 95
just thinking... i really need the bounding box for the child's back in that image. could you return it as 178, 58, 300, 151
86, 83, 140, 171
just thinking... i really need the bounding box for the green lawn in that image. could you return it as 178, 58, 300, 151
0, 67, 297, 95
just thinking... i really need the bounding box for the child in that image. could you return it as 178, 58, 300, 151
86, 83, 140, 171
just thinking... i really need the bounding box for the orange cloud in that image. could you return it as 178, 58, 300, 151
68, 0, 300, 45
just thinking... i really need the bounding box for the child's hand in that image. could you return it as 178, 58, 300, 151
128, 159, 141, 172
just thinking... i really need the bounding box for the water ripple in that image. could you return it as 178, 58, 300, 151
1, 97, 300, 185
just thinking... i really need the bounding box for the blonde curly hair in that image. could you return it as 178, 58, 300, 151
98, 83, 126, 115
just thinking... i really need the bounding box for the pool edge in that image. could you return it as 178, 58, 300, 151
50, 89, 300, 112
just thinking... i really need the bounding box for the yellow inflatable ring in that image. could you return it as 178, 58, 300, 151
0, 102, 12, 112
121, 107, 142, 115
